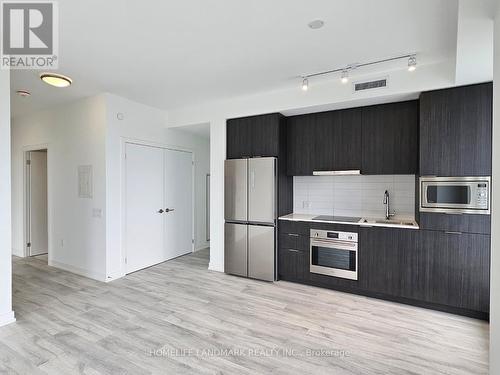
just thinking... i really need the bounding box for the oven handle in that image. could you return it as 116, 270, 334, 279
310, 239, 357, 250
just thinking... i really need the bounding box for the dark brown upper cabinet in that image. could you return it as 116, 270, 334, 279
286, 108, 362, 175
419, 82, 492, 177
361, 101, 418, 175
226, 113, 281, 159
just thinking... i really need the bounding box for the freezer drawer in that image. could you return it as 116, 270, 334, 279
224, 159, 248, 222
248, 157, 276, 224
248, 225, 275, 281
224, 223, 247, 277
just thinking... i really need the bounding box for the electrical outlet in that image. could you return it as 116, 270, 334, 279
92, 208, 102, 218
302, 201, 310, 208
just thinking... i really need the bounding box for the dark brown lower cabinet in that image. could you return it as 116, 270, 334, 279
359, 227, 490, 316
278, 221, 490, 319
278, 247, 309, 282
422, 230, 490, 313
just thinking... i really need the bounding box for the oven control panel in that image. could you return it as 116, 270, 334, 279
310, 229, 358, 242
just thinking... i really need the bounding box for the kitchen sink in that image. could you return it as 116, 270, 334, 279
362, 219, 416, 226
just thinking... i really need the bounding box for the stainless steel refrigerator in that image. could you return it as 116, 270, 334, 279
224, 157, 276, 281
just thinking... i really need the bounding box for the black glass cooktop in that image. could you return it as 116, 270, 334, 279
312, 215, 361, 223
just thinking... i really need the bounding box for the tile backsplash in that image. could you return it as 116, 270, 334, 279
293, 175, 415, 218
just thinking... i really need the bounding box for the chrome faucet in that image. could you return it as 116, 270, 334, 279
383, 190, 396, 220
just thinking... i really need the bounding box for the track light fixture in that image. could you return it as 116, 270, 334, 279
301, 77, 309, 91
341, 69, 349, 84
300, 53, 417, 90
408, 55, 417, 72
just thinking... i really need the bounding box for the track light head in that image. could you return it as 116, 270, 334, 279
341, 69, 349, 84
408, 55, 417, 72
302, 77, 309, 91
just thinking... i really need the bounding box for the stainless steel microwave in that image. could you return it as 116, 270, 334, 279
419, 176, 491, 215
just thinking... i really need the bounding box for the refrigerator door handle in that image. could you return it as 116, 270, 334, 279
250, 170, 255, 189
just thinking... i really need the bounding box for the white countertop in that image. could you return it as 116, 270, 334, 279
279, 213, 419, 230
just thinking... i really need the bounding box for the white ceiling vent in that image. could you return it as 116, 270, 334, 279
353, 77, 388, 92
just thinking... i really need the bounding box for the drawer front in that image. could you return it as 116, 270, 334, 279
279, 234, 309, 252
278, 247, 310, 281
279, 220, 310, 236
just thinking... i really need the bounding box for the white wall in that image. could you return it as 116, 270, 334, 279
293, 175, 415, 218
167, 61, 456, 272
490, 4, 500, 374
0, 70, 15, 327
104, 94, 210, 279
11, 96, 108, 281
11, 93, 210, 282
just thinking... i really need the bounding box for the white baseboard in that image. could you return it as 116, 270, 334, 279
49, 259, 106, 282
0, 311, 16, 327
12, 247, 25, 257
208, 262, 223, 272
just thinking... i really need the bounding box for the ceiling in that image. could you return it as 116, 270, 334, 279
10, 0, 476, 117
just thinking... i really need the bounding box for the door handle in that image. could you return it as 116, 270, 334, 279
157, 209, 164, 213
165, 208, 175, 213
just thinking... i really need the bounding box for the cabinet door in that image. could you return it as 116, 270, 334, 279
361, 101, 418, 174
359, 227, 405, 296
226, 118, 251, 159
327, 109, 362, 171
423, 230, 490, 312
278, 247, 309, 282
286, 115, 315, 175
251, 113, 280, 157
286, 109, 362, 175
420, 83, 492, 176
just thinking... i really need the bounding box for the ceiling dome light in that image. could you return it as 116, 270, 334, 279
308, 20, 324, 29
40, 73, 72, 88
408, 55, 417, 72
301, 77, 309, 91
341, 69, 349, 84
16, 89, 31, 97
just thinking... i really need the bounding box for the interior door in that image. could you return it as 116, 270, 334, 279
125, 143, 165, 273
27, 150, 48, 256
164, 148, 193, 259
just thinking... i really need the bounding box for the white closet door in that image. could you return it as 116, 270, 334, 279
125, 143, 165, 274
164, 148, 193, 259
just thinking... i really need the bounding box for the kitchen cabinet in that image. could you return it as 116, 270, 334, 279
226, 113, 282, 159
419, 83, 492, 176
286, 108, 362, 175
361, 101, 418, 174
418, 212, 491, 235
359, 227, 423, 299
226, 117, 251, 159
421, 230, 490, 313
278, 247, 309, 282
359, 227, 490, 315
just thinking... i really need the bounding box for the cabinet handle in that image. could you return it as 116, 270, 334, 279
287, 233, 299, 237
287, 249, 301, 253
445, 231, 462, 235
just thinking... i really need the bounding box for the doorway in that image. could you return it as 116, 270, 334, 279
124, 142, 194, 274
25, 149, 48, 258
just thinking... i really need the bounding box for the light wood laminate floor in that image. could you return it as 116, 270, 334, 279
1, 249, 489, 374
